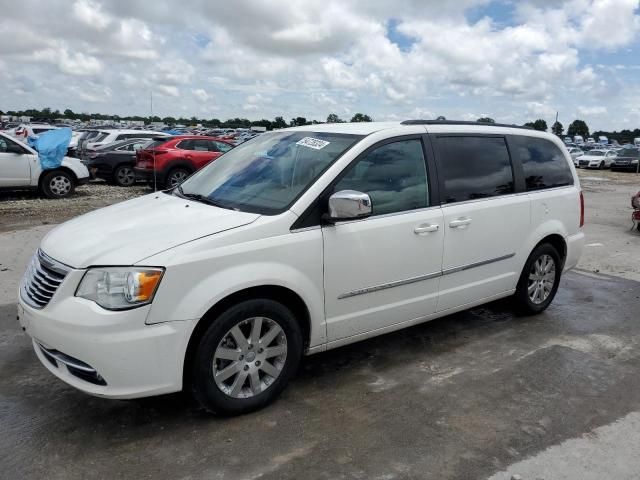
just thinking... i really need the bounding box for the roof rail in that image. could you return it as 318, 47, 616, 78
400, 120, 533, 130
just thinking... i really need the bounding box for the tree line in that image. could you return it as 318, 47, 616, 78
475, 117, 639, 144
3, 107, 638, 143
0, 107, 373, 130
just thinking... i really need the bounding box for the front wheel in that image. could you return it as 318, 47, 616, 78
599, 161, 605, 169
189, 299, 303, 415
513, 243, 562, 315
41, 170, 75, 198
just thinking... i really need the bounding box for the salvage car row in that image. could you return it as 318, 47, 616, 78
567, 145, 640, 171
0, 128, 238, 197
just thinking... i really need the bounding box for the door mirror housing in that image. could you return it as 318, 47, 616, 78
325, 190, 372, 222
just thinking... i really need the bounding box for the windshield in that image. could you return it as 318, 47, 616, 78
177, 131, 362, 214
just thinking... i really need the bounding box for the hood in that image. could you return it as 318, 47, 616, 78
41, 193, 260, 268
580, 155, 605, 160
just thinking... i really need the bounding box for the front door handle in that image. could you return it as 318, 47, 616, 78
414, 223, 439, 234
449, 218, 472, 228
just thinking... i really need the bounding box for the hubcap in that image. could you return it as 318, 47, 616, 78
49, 175, 71, 196
117, 167, 135, 185
213, 317, 287, 398
528, 254, 556, 304
169, 171, 188, 187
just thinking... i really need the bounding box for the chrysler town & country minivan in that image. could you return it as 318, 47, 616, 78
18, 121, 585, 414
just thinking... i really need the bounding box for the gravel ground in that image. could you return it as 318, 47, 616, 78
0, 181, 151, 233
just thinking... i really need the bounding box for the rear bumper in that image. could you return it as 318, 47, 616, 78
134, 167, 157, 182
564, 231, 585, 272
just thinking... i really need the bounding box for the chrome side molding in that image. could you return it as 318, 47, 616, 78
338, 253, 515, 299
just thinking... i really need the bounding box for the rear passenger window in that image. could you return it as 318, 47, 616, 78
333, 139, 429, 216
510, 136, 573, 191
437, 136, 514, 203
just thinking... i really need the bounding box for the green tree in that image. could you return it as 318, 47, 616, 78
273, 116, 287, 129
162, 116, 177, 125
326, 113, 344, 123
290, 117, 307, 127
350, 113, 372, 122
551, 121, 563, 136
567, 119, 589, 138
477, 117, 495, 123
251, 119, 272, 130
524, 119, 548, 131
63, 109, 75, 119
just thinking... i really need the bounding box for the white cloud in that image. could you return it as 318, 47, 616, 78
192, 88, 211, 102
0, 0, 639, 130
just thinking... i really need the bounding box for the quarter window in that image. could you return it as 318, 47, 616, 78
510, 136, 573, 191
333, 139, 429, 216
437, 136, 514, 203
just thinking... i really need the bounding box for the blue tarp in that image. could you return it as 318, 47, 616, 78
28, 128, 72, 170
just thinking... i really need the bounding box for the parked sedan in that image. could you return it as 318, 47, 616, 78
577, 149, 617, 169
610, 147, 640, 172
82, 139, 152, 186
568, 147, 584, 166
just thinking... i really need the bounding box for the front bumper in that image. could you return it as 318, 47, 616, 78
18, 272, 195, 399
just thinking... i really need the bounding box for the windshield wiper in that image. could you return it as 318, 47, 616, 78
175, 185, 230, 209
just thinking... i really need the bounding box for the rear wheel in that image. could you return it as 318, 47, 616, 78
113, 165, 136, 187
513, 243, 562, 315
166, 168, 190, 188
41, 170, 75, 198
190, 299, 303, 415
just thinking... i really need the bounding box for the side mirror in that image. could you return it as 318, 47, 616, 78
324, 190, 372, 223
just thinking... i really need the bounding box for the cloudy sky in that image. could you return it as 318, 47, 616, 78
1, 0, 639, 130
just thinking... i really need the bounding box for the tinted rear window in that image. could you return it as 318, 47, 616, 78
510, 136, 573, 191
437, 136, 514, 203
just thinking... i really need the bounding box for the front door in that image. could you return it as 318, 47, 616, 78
323, 137, 444, 342
0, 137, 32, 186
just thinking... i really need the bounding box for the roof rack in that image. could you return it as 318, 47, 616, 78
400, 120, 533, 130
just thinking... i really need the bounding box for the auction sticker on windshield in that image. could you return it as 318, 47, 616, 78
296, 137, 330, 150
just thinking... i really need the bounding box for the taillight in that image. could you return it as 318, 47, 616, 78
579, 191, 585, 227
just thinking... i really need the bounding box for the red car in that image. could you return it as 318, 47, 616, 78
134, 135, 234, 188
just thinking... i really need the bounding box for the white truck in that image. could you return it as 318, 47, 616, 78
0, 131, 89, 198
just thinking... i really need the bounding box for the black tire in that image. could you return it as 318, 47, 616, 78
165, 167, 191, 189
112, 165, 136, 187
513, 243, 562, 315
190, 299, 303, 415
40, 170, 75, 198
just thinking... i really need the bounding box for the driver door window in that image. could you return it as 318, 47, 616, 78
332, 139, 429, 216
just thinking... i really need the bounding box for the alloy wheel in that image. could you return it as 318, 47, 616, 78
527, 254, 556, 304
49, 175, 71, 196
116, 167, 135, 186
168, 170, 188, 187
213, 317, 288, 398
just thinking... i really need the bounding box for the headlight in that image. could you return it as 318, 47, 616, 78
76, 267, 164, 310
632, 159, 638, 164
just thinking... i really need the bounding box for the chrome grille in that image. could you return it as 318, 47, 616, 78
20, 250, 70, 309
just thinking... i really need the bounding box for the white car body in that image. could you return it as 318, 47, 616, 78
568, 147, 584, 164
82, 129, 167, 152
0, 131, 89, 190
7, 124, 59, 140
576, 149, 617, 169
18, 122, 584, 401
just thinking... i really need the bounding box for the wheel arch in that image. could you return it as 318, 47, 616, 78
182, 285, 311, 388
533, 233, 567, 268
38, 167, 78, 192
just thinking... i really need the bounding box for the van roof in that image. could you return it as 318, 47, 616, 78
285, 120, 543, 136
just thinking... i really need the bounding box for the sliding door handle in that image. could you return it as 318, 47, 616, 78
449, 218, 472, 228
414, 224, 439, 234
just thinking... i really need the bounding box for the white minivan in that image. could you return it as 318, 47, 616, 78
18, 121, 585, 414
